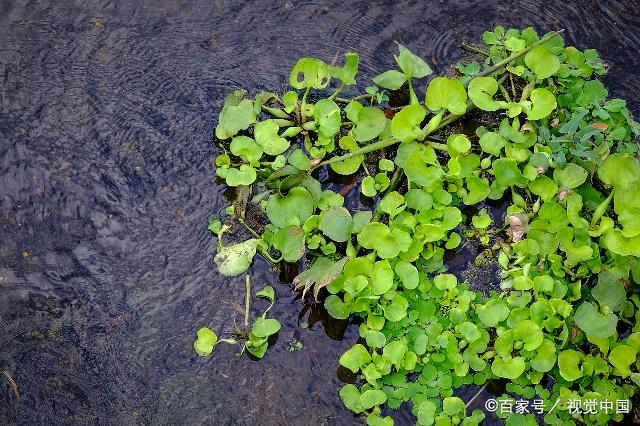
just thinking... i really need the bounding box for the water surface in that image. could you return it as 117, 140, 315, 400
1, 1, 639, 425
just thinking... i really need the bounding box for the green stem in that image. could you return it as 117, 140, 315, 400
301, 87, 311, 122
509, 74, 517, 99
237, 217, 260, 238
475, 29, 564, 79
461, 43, 490, 57
244, 274, 251, 327
329, 84, 345, 100
315, 137, 399, 169
499, 84, 511, 102
408, 79, 419, 105
257, 246, 282, 263
335, 93, 376, 104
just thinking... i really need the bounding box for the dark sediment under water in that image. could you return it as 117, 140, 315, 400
1, 1, 639, 425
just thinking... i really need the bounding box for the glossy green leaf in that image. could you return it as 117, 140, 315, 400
491, 355, 525, 379
524, 45, 560, 79
314, 98, 341, 138
272, 226, 306, 262
266, 187, 315, 228
289, 57, 331, 89
251, 317, 281, 338
352, 107, 387, 142
254, 119, 290, 155
373, 69, 407, 90
468, 76, 500, 111
574, 302, 617, 338
391, 104, 426, 142
523, 88, 557, 120
194, 327, 218, 356
340, 344, 371, 373
230, 136, 263, 162
215, 91, 257, 139
394, 42, 433, 79
553, 163, 588, 189
425, 77, 467, 115
339, 384, 364, 413
359, 389, 387, 410
479, 132, 506, 156
319, 207, 353, 242
558, 349, 583, 381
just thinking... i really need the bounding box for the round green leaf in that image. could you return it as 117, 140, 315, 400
339, 384, 364, 413
230, 136, 263, 162
319, 207, 353, 242
391, 104, 426, 142
254, 119, 290, 155
479, 132, 506, 156
524, 88, 557, 121
325, 295, 350, 319
373, 69, 407, 90
558, 349, 583, 381
574, 302, 618, 338
468, 76, 500, 111
359, 389, 387, 410
477, 299, 509, 327
394, 260, 419, 289
352, 107, 387, 142
251, 317, 281, 338
491, 356, 525, 379
272, 226, 306, 262
194, 327, 218, 356
339, 344, 371, 373
553, 163, 588, 189
524, 45, 560, 80
529, 339, 557, 372
425, 77, 468, 115
609, 344, 638, 377
266, 187, 315, 228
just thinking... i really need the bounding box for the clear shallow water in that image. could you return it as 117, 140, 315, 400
0, 1, 639, 425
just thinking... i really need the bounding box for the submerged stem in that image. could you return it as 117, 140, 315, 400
461, 43, 490, 57
466, 382, 489, 408
335, 93, 376, 104
244, 274, 251, 327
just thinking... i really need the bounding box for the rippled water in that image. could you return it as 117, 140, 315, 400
1, 1, 639, 425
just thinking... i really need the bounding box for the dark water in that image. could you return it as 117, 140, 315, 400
1, 1, 639, 425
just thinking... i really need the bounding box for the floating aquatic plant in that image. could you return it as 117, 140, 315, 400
204, 26, 640, 426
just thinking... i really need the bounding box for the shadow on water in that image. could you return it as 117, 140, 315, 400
0, 1, 639, 425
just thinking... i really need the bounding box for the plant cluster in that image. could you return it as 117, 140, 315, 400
195, 275, 281, 359
204, 26, 640, 426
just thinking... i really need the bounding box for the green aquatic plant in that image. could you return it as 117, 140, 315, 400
194, 275, 281, 359
206, 26, 640, 426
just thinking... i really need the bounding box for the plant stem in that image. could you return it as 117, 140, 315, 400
244, 274, 251, 327
237, 217, 260, 238
335, 93, 376, 104
466, 382, 489, 408
475, 29, 564, 79
461, 43, 490, 57
315, 137, 399, 168
499, 83, 511, 102
301, 87, 311, 122
509, 74, 517, 99
329, 84, 345, 100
